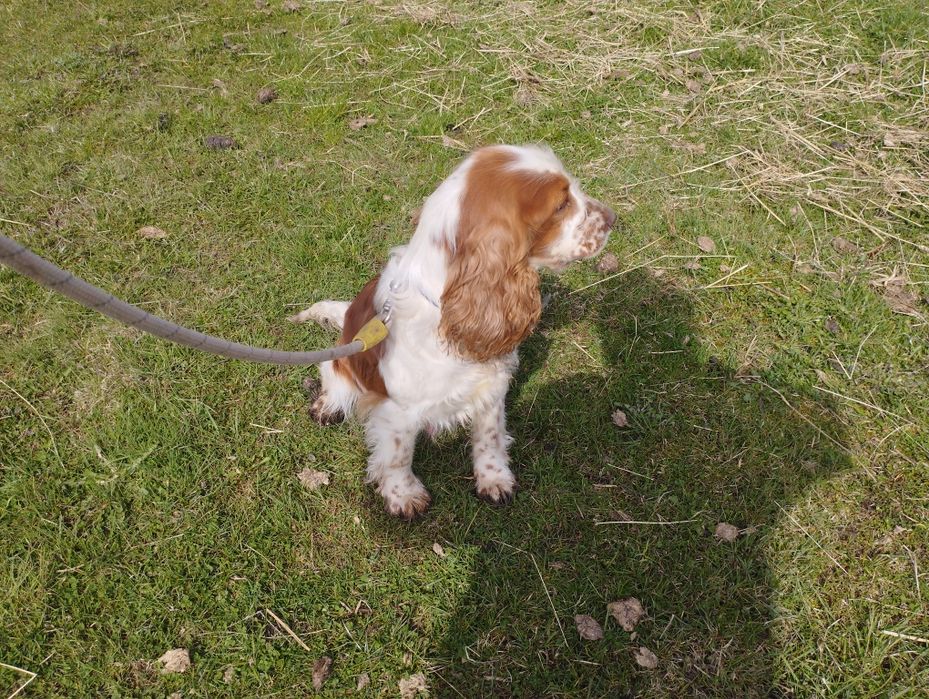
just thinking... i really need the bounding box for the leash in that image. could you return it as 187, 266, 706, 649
0, 233, 387, 365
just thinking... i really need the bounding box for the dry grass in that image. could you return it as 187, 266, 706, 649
370, 1, 928, 256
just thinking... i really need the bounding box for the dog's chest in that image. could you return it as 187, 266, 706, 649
383, 338, 515, 424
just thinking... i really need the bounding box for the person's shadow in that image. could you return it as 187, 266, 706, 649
369, 269, 850, 697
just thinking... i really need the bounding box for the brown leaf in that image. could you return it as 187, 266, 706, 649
672, 140, 706, 156
831, 236, 861, 255
875, 524, 908, 549
204, 135, 238, 150
282, 0, 301, 12
348, 116, 376, 131
871, 272, 922, 316
312, 656, 332, 691
440, 134, 467, 150
255, 0, 268, 7
683, 260, 701, 271
212, 78, 229, 97
685, 78, 702, 93
398, 673, 428, 698
356, 672, 370, 691
883, 129, 924, 148
596, 252, 619, 274
297, 468, 330, 491
137, 226, 168, 239
514, 84, 538, 106
432, 542, 445, 557
574, 614, 604, 641
223, 37, 245, 53
825, 317, 840, 335
606, 68, 632, 80
257, 86, 278, 104
882, 283, 920, 316
158, 648, 190, 674
608, 597, 646, 632
611, 409, 629, 428
633, 646, 658, 669
715, 522, 739, 542
696, 236, 716, 253
223, 666, 235, 684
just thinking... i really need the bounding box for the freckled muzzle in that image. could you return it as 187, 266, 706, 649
575, 198, 617, 260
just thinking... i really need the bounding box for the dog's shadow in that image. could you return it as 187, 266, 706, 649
370, 270, 850, 697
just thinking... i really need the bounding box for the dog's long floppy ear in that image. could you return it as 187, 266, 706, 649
439, 220, 541, 362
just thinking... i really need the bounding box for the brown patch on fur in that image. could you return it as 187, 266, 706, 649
334, 276, 388, 398
530, 183, 573, 256
440, 147, 569, 362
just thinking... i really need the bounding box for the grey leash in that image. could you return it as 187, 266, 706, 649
0, 233, 375, 366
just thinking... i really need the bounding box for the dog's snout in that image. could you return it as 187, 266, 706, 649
585, 197, 617, 232
604, 206, 617, 230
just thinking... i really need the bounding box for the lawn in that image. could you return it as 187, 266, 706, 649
1, 0, 928, 696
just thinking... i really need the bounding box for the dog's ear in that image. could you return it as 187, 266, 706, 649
439, 220, 541, 362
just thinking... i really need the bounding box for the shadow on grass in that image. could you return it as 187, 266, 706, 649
373, 270, 850, 698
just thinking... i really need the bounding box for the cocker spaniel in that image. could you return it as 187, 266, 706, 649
293, 145, 615, 519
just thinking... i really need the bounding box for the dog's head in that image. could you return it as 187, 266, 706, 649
438, 145, 616, 361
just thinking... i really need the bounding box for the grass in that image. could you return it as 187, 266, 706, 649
1, 0, 928, 696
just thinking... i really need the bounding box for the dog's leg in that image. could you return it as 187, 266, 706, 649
295, 300, 352, 424
307, 360, 355, 425
287, 300, 350, 331
364, 402, 430, 520
471, 397, 516, 505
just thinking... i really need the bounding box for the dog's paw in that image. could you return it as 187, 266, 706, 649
475, 467, 517, 506
287, 301, 346, 329
287, 305, 326, 324
380, 478, 432, 521
309, 396, 344, 426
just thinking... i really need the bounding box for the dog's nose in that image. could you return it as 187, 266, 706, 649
605, 206, 617, 230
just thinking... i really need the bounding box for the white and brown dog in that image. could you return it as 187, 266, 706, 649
293, 145, 615, 519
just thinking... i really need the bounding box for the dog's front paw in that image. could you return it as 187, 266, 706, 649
380, 477, 432, 521
475, 466, 516, 506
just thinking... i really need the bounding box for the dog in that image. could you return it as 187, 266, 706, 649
292, 144, 615, 519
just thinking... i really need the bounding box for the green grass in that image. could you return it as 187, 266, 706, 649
2, 0, 928, 696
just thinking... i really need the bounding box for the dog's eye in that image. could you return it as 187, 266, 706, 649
556, 198, 570, 212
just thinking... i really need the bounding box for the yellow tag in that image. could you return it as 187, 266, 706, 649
352, 317, 389, 351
